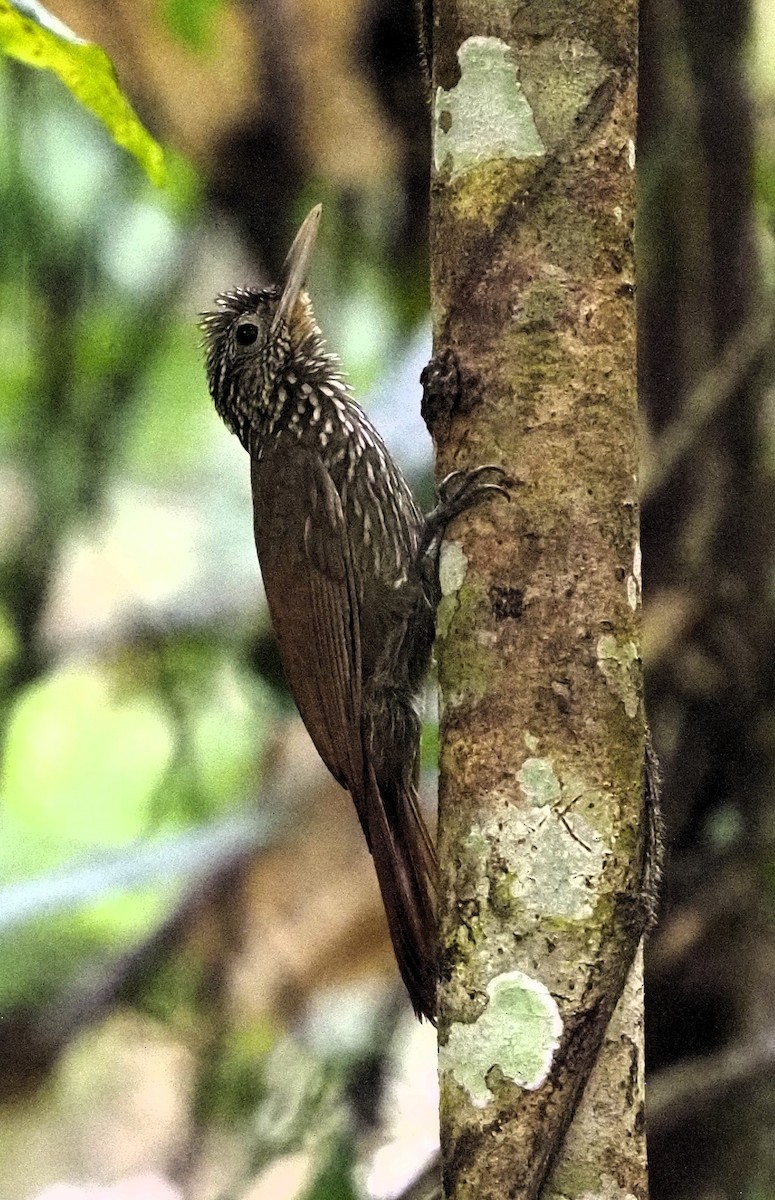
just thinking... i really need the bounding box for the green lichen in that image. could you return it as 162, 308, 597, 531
456, 827, 491, 909
440, 540, 469, 594
517, 757, 562, 804
597, 635, 640, 718
465, 824, 490, 860
439, 970, 563, 1107
513, 283, 569, 332
436, 540, 469, 640
510, 764, 610, 921
449, 158, 537, 229
469, 758, 614, 925
436, 540, 495, 701
490, 870, 516, 916
434, 36, 545, 182
545, 1162, 602, 1198
438, 580, 495, 702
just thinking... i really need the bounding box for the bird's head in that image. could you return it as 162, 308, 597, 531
201, 204, 322, 449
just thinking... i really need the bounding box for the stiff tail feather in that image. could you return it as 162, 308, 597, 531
365, 763, 438, 1021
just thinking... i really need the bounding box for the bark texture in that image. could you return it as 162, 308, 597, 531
426, 2, 646, 1197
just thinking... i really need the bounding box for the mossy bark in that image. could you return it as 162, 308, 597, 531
426, 2, 646, 1197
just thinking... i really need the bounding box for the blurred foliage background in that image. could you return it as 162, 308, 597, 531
4, 1, 775, 1199
0, 2, 438, 1198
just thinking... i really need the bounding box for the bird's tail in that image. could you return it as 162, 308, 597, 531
365, 763, 438, 1021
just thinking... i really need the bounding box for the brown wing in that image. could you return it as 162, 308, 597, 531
250, 440, 367, 824
251, 437, 438, 1020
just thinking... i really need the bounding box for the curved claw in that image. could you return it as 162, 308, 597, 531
421, 466, 510, 558
471, 482, 511, 502
436, 466, 509, 514
417, 466, 510, 597
438, 464, 506, 503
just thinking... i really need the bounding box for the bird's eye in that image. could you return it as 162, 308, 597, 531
236, 322, 258, 346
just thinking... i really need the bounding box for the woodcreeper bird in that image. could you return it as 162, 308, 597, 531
202, 205, 505, 1019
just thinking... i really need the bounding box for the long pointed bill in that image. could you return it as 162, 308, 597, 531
271, 204, 322, 335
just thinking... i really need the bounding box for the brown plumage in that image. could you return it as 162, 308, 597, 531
201, 206, 505, 1019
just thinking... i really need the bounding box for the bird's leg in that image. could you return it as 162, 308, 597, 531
418, 347, 509, 601
417, 466, 510, 606
421, 466, 510, 555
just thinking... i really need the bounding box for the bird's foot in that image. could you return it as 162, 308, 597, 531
422, 466, 509, 551
416, 468, 509, 606
438, 465, 509, 517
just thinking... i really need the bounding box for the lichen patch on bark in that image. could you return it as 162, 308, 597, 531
434, 36, 545, 181
596, 635, 640, 718
439, 540, 469, 612
439, 969, 563, 1107
507, 805, 609, 922
517, 756, 562, 804
437, 541, 472, 657
437, 543, 497, 703
511, 37, 608, 152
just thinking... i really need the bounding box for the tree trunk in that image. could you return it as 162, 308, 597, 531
424, 2, 647, 1197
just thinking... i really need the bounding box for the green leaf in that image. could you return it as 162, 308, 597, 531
0, 0, 166, 185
